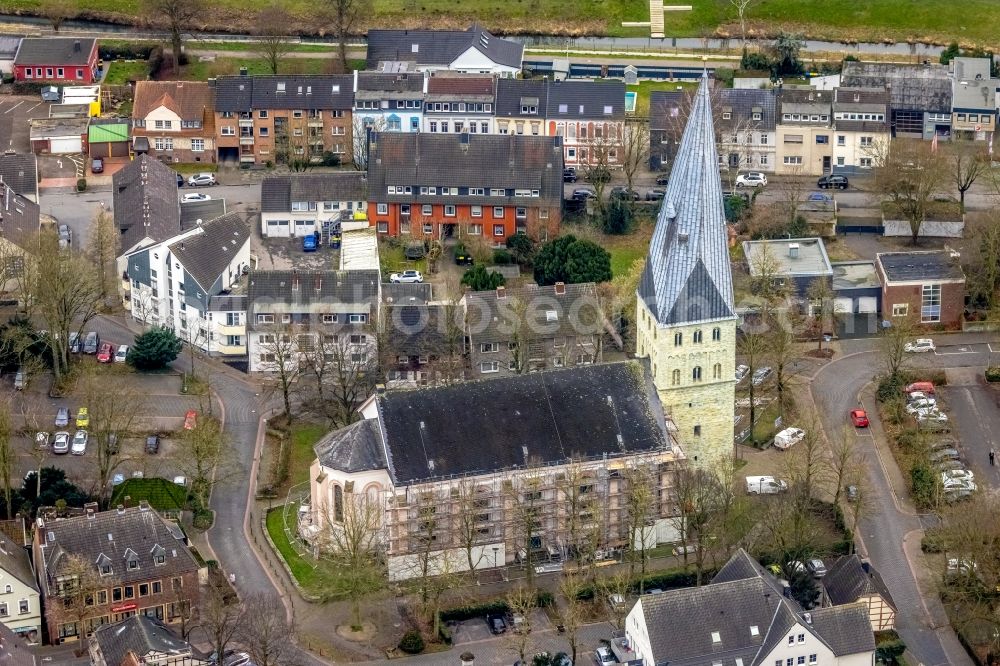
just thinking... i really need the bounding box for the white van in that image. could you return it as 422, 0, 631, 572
774, 427, 805, 450
746, 476, 788, 495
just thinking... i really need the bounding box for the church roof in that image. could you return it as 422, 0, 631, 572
639, 74, 735, 326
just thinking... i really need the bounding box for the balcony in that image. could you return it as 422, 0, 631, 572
213, 342, 246, 356
239, 137, 255, 145
239, 119, 254, 128
307, 120, 323, 128
216, 323, 245, 336
240, 154, 255, 163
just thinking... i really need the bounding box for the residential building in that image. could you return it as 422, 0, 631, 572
366, 132, 563, 241
0, 181, 41, 299
32, 504, 202, 644
423, 75, 495, 135
112, 155, 181, 258
246, 269, 380, 373
494, 78, 550, 143
206, 294, 247, 357
546, 80, 626, 167
306, 361, 685, 581
0, 37, 21, 77
383, 303, 464, 387
636, 75, 737, 466
823, 555, 897, 632
875, 250, 966, 329
131, 81, 215, 164
353, 71, 426, 143
260, 172, 368, 238
840, 61, 952, 139
213, 74, 353, 166
775, 88, 834, 175
832, 86, 890, 174
949, 57, 998, 141
365, 26, 523, 77
625, 549, 876, 666
743, 237, 833, 298
121, 212, 251, 350
648, 90, 686, 171
0, 153, 38, 203
0, 621, 37, 666
89, 615, 209, 666
0, 531, 41, 644
13, 38, 98, 83
463, 282, 602, 376
718, 88, 778, 172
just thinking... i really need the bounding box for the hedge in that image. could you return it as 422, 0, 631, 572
439, 600, 508, 622
986, 366, 1000, 383
397, 630, 425, 654
100, 43, 156, 60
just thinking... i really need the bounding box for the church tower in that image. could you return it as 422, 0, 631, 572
635, 74, 737, 465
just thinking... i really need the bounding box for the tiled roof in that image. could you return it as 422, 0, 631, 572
0, 182, 40, 251
367, 133, 564, 206
833, 86, 890, 133
494, 78, 549, 118
0, 153, 37, 200
376, 361, 671, 484
93, 615, 206, 666
876, 251, 965, 282
464, 283, 602, 343
778, 88, 833, 116
640, 74, 735, 326
260, 173, 368, 213
179, 199, 227, 231
384, 304, 457, 357
314, 419, 386, 473
545, 80, 625, 119
0, 622, 37, 666
168, 212, 250, 292
365, 26, 523, 69
355, 72, 425, 95
808, 604, 877, 656
426, 76, 495, 98
133, 81, 214, 122
382, 282, 432, 305
213, 76, 254, 113
0, 531, 37, 591
38, 506, 199, 595
208, 294, 246, 313
649, 90, 687, 133
14, 38, 94, 66
719, 88, 778, 132
840, 61, 952, 113
823, 555, 897, 610
212, 75, 353, 112
246, 269, 380, 321
113, 155, 180, 256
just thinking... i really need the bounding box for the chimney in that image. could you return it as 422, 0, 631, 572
116, 504, 125, 515
788, 242, 799, 259
84, 501, 98, 518
678, 232, 689, 244
139, 500, 150, 511
496, 285, 506, 299
314, 274, 322, 293
239, 67, 248, 77
554, 281, 566, 295
73, 40, 81, 52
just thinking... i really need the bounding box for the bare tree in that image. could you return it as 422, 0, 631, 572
965, 212, 1000, 315
79, 370, 146, 507
88, 210, 117, 304
947, 137, 989, 210
584, 135, 617, 218
503, 473, 544, 590
504, 585, 536, 664
322, 0, 370, 71
49, 554, 117, 640
672, 466, 725, 585
870, 138, 949, 244
308, 330, 377, 428
40, 0, 77, 32
0, 401, 13, 519
600, 256, 644, 354
621, 461, 655, 584
730, 0, 757, 45
826, 425, 866, 505
143, 0, 197, 74
199, 582, 248, 663
620, 120, 649, 195
596, 571, 631, 631
557, 573, 587, 665
452, 478, 490, 579
556, 460, 601, 568
239, 593, 297, 666
737, 328, 769, 448
747, 242, 790, 307
257, 325, 299, 425
173, 414, 237, 510
782, 411, 825, 503
878, 316, 914, 384
765, 312, 798, 420
351, 116, 386, 171
805, 277, 837, 352
254, 4, 294, 75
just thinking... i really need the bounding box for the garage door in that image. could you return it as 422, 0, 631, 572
49, 137, 82, 154
834, 297, 853, 314
858, 296, 878, 314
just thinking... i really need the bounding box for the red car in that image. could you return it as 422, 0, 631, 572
850, 409, 870, 428
183, 410, 197, 430
96, 342, 114, 363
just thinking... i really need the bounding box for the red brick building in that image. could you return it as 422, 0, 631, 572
875, 250, 966, 329
13, 38, 98, 83
366, 132, 563, 242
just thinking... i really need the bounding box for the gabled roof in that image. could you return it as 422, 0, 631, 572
213, 76, 254, 113
649, 90, 687, 133
494, 78, 550, 118
246, 269, 379, 319
167, 213, 249, 292
824, 555, 897, 610
0, 621, 37, 666
640, 74, 734, 326
365, 26, 523, 70
876, 251, 965, 283
179, 199, 227, 231
14, 38, 95, 66
375, 361, 673, 484
113, 155, 180, 256
133, 81, 214, 122
833, 86, 890, 133
545, 80, 625, 120
840, 61, 952, 113
464, 283, 602, 342
0, 182, 40, 251
426, 75, 495, 99
355, 72, 425, 95
92, 615, 206, 666
0, 531, 37, 592
260, 173, 368, 213
0, 153, 38, 200
384, 304, 457, 357
719, 88, 778, 132
212, 75, 353, 112
314, 419, 386, 474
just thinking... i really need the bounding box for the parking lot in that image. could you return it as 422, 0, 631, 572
0, 95, 52, 153
939, 367, 1000, 492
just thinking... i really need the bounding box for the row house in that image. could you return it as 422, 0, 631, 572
366, 26, 523, 77
13, 38, 98, 83
306, 361, 686, 581
494, 78, 549, 140
131, 81, 215, 164
648, 90, 685, 171
90, 615, 210, 666
33, 504, 202, 645
366, 132, 563, 241
463, 282, 603, 376
383, 301, 466, 387
831, 87, 890, 175
353, 70, 426, 135
246, 269, 380, 373
213, 74, 354, 166
0, 531, 41, 644
841, 61, 952, 139
423, 75, 496, 134
775, 88, 834, 176
949, 57, 998, 142
260, 172, 368, 238
546, 80, 626, 167
718, 88, 778, 172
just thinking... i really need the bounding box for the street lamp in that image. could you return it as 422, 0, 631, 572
492, 546, 499, 569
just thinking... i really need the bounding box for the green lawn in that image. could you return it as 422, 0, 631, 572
609, 244, 645, 278
289, 422, 327, 486
626, 79, 698, 117
104, 60, 148, 85
179, 56, 335, 80
265, 503, 322, 590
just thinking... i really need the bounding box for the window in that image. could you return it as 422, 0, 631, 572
493, 206, 504, 218
191, 139, 205, 152
153, 138, 173, 151
113, 588, 122, 602
0, 604, 6, 617
837, 135, 846, 146
784, 134, 803, 144
281, 314, 291, 324
76, 68, 83, 79
100, 564, 112, 576
692, 366, 702, 381
154, 120, 172, 130
422, 204, 432, 216
259, 127, 269, 137
481, 361, 500, 373
760, 134, 768, 145
444, 205, 456, 217
788, 636, 795, 645
124, 586, 135, 599
722, 111, 731, 120
471, 205, 482, 217
221, 126, 236, 136
469, 223, 483, 235
713, 363, 722, 379
860, 136, 874, 146
480, 342, 499, 353
493, 225, 505, 236
422, 223, 433, 234
377, 203, 388, 214
322, 314, 337, 324
154, 554, 165, 565
797, 658, 805, 665
56, 68, 64, 78
98, 590, 108, 604
257, 314, 274, 324
797, 633, 805, 643
349, 314, 368, 324
674, 332, 682, 346
783, 156, 803, 165
693, 330, 703, 343
712, 327, 721, 341
921, 284, 941, 323
376, 221, 388, 233
671, 369, 680, 385
860, 157, 873, 168
815, 135, 829, 144
808, 656, 817, 664
127, 558, 139, 570
138, 584, 149, 597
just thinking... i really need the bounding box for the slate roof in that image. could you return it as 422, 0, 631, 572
212, 75, 353, 112
640, 74, 735, 326
92, 615, 205, 666
38, 506, 199, 596
367, 133, 564, 206
778, 88, 832, 118
365, 26, 523, 70
808, 605, 877, 657
314, 419, 386, 473
0, 621, 37, 666
840, 61, 952, 113
375, 361, 671, 484
382, 282, 432, 305
179, 198, 227, 231
426, 75, 495, 99
719, 88, 778, 132
113, 154, 180, 256
546, 80, 625, 120
0, 183, 40, 251
384, 304, 455, 356
0, 531, 37, 592
824, 555, 897, 610
494, 78, 549, 118
246, 269, 380, 322
213, 76, 254, 113
0, 37, 20, 60
14, 38, 95, 66
132, 81, 214, 122
0, 153, 38, 199
876, 251, 965, 283
355, 72, 425, 99
649, 90, 687, 132
168, 213, 249, 292
208, 294, 246, 313
464, 283, 602, 342
833, 86, 890, 133
260, 173, 368, 213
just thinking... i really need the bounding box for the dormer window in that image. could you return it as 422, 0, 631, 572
127, 558, 139, 570
101, 564, 112, 575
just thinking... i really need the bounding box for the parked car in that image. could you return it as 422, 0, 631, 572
645, 188, 666, 201
904, 338, 935, 353
562, 167, 578, 183
746, 475, 787, 494
52, 431, 70, 454
76, 407, 89, 428
487, 614, 507, 635
389, 270, 424, 284
845, 484, 859, 502
606, 593, 626, 611
935, 459, 966, 471
736, 172, 767, 188
941, 469, 974, 483
96, 342, 114, 363
175, 172, 184, 187
904, 381, 935, 395
115, 345, 129, 363
570, 188, 595, 201
71, 430, 88, 455
69, 331, 81, 353
655, 173, 670, 186
83, 331, 99, 354
55, 407, 69, 427
905, 398, 937, 413
806, 559, 828, 578
907, 391, 935, 404
773, 427, 805, 450
181, 192, 211, 203
610, 186, 640, 201
943, 478, 977, 492
817, 174, 849, 189
13, 369, 26, 390
751, 366, 773, 386
595, 646, 616, 665
929, 448, 961, 462
35, 432, 49, 448
917, 411, 949, 424
404, 244, 427, 260
57, 224, 72, 249
850, 409, 869, 427
184, 410, 197, 430
735, 364, 749, 382
145, 435, 160, 454
91, 157, 103, 174
187, 173, 217, 187
806, 191, 832, 202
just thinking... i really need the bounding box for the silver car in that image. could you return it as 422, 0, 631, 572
55, 407, 69, 427
71, 430, 88, 455
52, 431, 70, 454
